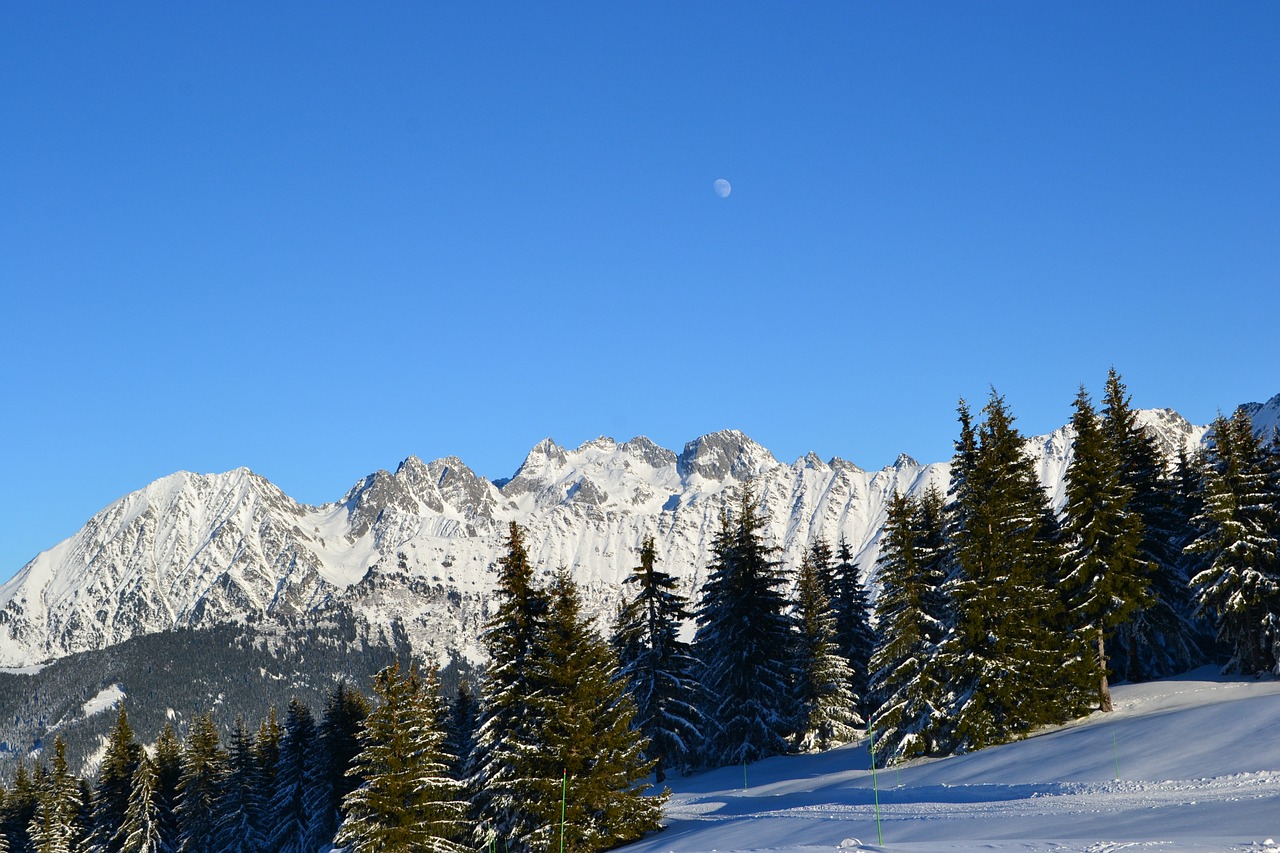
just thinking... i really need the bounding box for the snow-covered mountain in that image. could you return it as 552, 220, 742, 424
2, 394, 1275, 670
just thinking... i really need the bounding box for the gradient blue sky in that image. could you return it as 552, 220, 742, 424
3, 3, 1278, 578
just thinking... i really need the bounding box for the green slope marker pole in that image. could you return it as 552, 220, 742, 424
868, 728, 884, 846
1112, 731, 1120, 781
743, 755, 747, 791
560, 770, 568, 853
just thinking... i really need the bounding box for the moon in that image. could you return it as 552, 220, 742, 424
713, 178, 732, 198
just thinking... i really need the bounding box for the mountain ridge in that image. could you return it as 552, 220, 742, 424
3, 394, 1277, 670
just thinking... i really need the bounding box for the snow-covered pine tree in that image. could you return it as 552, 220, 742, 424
84, 705, 143, 853
913, 485, 953, 637
1061, 386, 1153, 711
829, 538, 876, 717
175, 714, 226, 853
116, 755, 169, 853
523, 570, 663, 853
868, 491, 949, 763
1101, 369, 1207, 680
936, 392, 1085, 752
693, 487, 797, 766
336, 664, 469, 853
1189, 407, 1280, 674
612, 534, 702, 782
307, 682, 370, 846
265, 699, 320, 853
28, 737, 82, 853
211, 718, 263, 853
792, 552, 863, 752
470, 522, 552, 851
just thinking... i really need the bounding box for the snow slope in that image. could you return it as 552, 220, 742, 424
618, 668, 1280, 853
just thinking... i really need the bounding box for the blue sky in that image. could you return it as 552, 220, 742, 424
2, 3, 1277, 578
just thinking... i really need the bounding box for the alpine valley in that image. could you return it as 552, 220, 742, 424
2, 392, 1277, 774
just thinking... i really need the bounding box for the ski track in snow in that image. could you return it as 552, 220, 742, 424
648, 774, 1280, 853
617, 671, 1280, 853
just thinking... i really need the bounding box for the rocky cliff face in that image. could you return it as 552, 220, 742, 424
6, 394, 1274, 670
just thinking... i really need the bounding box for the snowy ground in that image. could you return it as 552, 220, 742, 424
617, 668, 1280, 853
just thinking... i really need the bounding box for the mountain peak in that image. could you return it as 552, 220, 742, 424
518, 437, 568, 471
677, 430, 778, 484
799, 451, 828, 471
394, 454, 430, 479
501, 438, 572, 499
575, 436, 618, 453
618, 436, 677, 469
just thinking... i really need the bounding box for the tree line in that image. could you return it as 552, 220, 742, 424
867, 371, 1280, 761
1, 369, 1277, 852
611, 370, 1278, 775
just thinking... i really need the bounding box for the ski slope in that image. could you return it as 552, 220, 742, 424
618, 668, 1280, 853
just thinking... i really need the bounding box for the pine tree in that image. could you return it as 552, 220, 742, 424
808, 539, 837, 605
1189, 408, 1280, 674
252, 708, 281, 816
212, 717, 263, 853
443, 680, 478, 781
308, 683, 370, 846
28, 737, 83, 853
792, 552, 863, 752
947, 398, 980, 522
470, 522, 552, 850
936, 391, 1084, 752
868, 491, 949, 762
1101, 369, 1206, 680
522, 571, 663, 853
336, 664, 469, 853
151, 724, 182, 851
175, 714, 226, 853
913, 485, 953, 636
612, 534, 702, 782
829, 537, 876, 716
0, 762, 37, 853
265, 699, 319, 853
84, 705, 143, 853
693, 487, 797, 766
1061, 386, 1154, 711
116, 756, 170, 853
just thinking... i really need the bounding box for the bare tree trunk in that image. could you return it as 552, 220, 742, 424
1098, 626, 1113, 712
